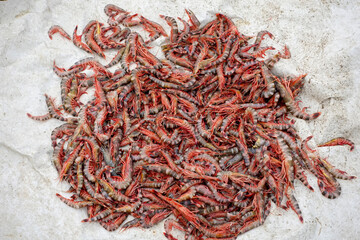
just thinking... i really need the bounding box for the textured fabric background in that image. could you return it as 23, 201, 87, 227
0, 0, 359, 239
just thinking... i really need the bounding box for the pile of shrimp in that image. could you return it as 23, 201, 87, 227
28, 4, 355, 240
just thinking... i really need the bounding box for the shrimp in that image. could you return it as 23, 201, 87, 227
48, 25, 71, 40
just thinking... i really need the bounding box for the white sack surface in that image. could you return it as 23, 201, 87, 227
0, 0, 359, 239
